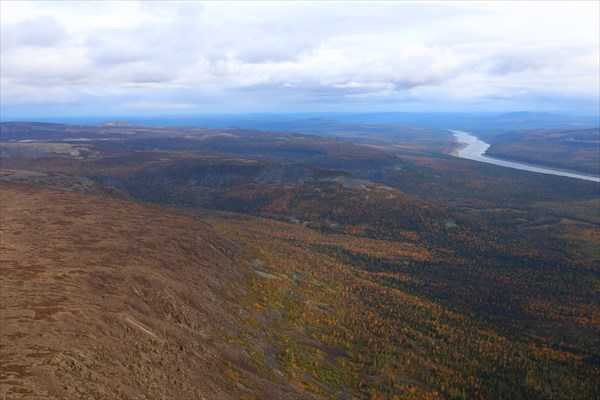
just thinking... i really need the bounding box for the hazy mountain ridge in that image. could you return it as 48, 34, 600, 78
0, 121, 400, 179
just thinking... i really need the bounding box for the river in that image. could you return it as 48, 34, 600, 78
450, 130, 600, 183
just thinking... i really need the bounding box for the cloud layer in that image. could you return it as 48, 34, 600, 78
1, 1, 598, 116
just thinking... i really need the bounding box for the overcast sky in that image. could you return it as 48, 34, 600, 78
1, 1, 598, 117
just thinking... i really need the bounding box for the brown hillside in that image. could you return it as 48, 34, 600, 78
0, 182, 315, 399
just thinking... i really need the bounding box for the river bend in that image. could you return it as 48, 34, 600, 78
450, 130, 600, 183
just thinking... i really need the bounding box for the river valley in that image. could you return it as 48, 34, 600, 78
450, 130, 600, 182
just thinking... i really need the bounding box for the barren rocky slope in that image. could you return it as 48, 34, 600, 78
0, 181, 320, 400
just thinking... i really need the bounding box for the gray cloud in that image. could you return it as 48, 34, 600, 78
1, 1, 598, 115
1, 15, 68, 52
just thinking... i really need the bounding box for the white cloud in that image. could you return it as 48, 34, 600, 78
0, 1, 598, 115
119, 101, 198, 110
